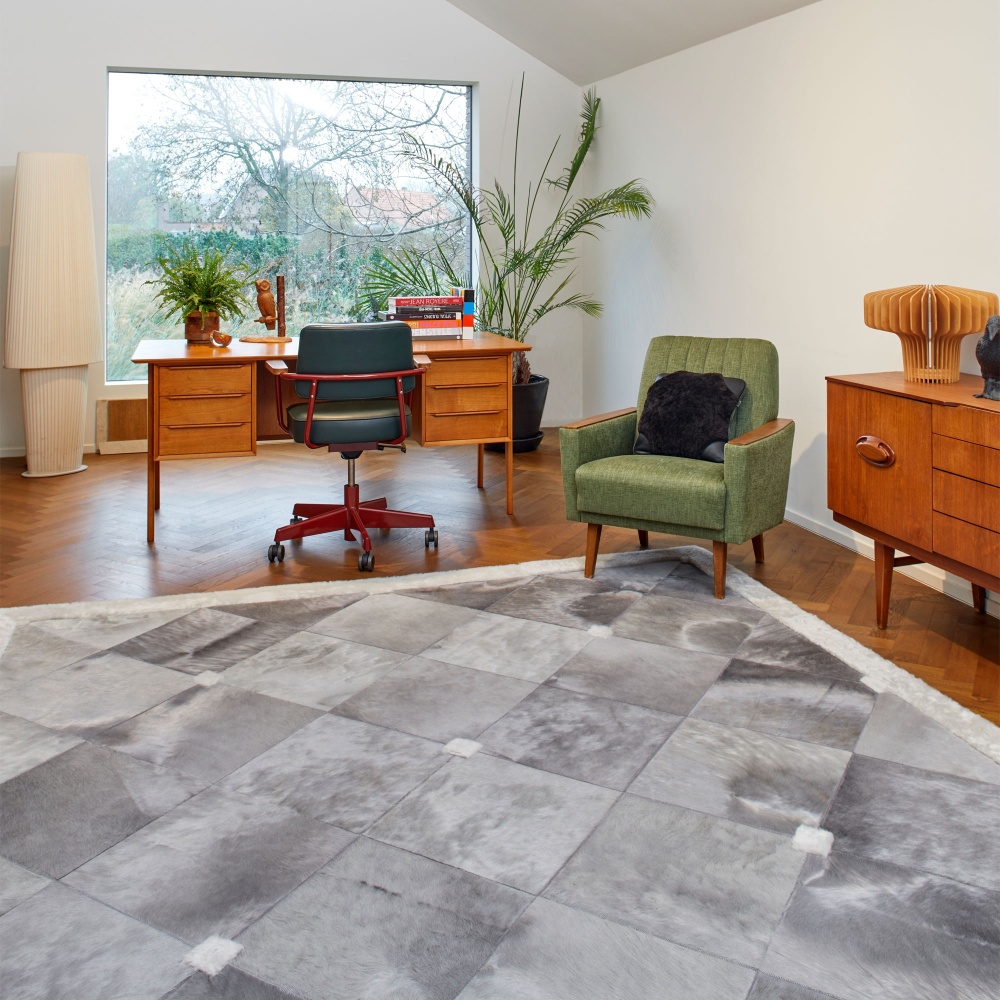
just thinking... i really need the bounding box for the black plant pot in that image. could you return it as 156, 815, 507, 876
485, 374, 549, 453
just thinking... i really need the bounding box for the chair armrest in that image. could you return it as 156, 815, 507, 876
561, 407, 637, 431
723, 418, 795, 542
559, 409, 638, 522
265, 360, 289, 375
413, 354, 431, 368
727, 418, 793, 448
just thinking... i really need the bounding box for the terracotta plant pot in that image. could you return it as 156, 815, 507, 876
184, 311, 220, 343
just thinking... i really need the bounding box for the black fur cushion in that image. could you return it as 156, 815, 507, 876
634, 371, 743, 461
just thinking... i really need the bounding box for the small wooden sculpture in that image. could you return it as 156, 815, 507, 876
974, 314, 1000, 400
240, 274, 292, 343
254, 279, 277, 330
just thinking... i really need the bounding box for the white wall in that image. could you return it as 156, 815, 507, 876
583, 0, 999, 608
0, 0, 584, 456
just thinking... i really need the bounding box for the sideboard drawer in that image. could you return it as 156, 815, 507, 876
933, 470, 1000, 533
159, 364, 252, 397
933, 435, 1000, 488
933, 404, 1000, 449
933, 512, 1000, 577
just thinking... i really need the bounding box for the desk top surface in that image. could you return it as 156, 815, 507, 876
132, 330, 529, 365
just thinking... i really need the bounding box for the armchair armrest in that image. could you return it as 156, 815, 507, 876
560, 408, 638, 522
561, 407, 637, 431
723, 418, 795, 542
727, 418, 793, 448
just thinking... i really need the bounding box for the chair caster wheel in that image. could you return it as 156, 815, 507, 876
424, 528, 439, 548
267, 543, 285, 563
359, 551, 375, 571
290, 516, 303, 524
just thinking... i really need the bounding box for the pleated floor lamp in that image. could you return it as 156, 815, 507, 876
4, 152, 102, 477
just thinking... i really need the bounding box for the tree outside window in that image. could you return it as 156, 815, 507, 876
107, 72, 471, 381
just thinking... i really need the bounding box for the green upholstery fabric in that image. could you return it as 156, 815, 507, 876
576, 455, 726, 530
561, 335, 793, 549
287, 399, 412, 446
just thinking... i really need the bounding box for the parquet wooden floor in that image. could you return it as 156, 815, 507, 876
2, 433, 997, 724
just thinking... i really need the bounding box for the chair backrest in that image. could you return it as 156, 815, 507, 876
637, 336, 779, 438
295, 322, 417, 400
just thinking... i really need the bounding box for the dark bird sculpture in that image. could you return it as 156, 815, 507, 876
975, 314, 1000, 400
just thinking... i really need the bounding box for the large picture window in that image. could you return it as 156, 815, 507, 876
107, 71, 472, 382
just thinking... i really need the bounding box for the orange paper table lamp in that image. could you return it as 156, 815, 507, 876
864, 284, 999, 383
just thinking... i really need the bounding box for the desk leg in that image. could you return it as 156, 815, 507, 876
874, 541, 893, 629
477, 444, 484, 489
146, 385, 156, 543
147, 453, 156, 543
506, 440, 514, 515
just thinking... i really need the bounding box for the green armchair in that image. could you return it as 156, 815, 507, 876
560, 336, 794, 597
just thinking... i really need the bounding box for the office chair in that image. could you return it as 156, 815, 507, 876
265, 322, 437, 571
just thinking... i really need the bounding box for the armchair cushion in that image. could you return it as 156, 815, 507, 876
634, 371, 745, 461
575, 454, 726, 530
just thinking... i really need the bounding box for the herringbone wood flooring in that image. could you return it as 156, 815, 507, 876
2, 434, 997, 724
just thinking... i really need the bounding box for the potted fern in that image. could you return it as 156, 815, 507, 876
147, 242, 256, 343
358, 80, 653, 450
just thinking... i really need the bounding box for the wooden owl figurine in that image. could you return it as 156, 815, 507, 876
254, 279, 277, 331
975, 314, 1000, 401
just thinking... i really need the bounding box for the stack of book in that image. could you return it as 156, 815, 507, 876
379, 289, 475, 340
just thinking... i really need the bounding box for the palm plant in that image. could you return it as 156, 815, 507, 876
147, 242, 256, 328
358, 80, 654, 383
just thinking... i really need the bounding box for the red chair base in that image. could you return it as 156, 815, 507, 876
274, 484, 434, 555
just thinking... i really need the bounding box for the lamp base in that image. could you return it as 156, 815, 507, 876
20, 366, 90, 477
22, 463, 88, 479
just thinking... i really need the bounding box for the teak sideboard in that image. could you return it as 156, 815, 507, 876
827, 372, 999, 628
132, 332, 528, 543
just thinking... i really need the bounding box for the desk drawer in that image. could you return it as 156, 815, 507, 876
159, 422, 253, 457
933, 469, 1000, 533
933, 512, 1000, 578
159, 364, 252, 396
424, 409, 507, 443
159, 393, 252, 426
933, 404, 1000, 450
425, 356, 508, 387
425, 382, 507, 415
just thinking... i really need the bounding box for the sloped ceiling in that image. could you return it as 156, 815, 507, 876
443, 0, 821, 85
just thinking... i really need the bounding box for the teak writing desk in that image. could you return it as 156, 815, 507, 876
132, 332, 529, 543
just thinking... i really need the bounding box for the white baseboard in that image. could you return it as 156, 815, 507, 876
784, 508, 998, 619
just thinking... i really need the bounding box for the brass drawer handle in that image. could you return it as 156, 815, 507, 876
856, 435, 896, 467
165, 422, 245, 429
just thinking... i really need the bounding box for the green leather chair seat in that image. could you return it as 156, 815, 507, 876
575, 454, 727, 530
287, 399, 412, 446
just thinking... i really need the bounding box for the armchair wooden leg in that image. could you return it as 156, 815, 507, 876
751, 533, 765, 564
637, 530, 649, 549
712, 541, 728, 599
585, 523, 603, 579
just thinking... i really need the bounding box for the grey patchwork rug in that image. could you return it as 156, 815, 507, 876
1, 549, 998, 1000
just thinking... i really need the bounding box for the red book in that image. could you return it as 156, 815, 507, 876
388, 295, 462, 308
